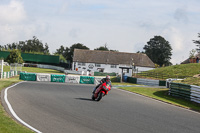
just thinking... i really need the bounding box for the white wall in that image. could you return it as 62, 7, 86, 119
72, 62, 119, 73
136, 66, 155, 72
72, 62, 154, 76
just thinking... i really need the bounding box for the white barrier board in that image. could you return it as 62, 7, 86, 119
94, 77, 104, 85
37, 73, 51, 82
65, 75, 80, 83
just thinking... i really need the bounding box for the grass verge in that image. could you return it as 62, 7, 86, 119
3, 66, 64, 74
119, 86, 200, 112
0, 76, 33, 133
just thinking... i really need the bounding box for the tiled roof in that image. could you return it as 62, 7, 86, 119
73, 49, 155, 68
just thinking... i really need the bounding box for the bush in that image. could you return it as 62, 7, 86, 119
6, 49, 23, 64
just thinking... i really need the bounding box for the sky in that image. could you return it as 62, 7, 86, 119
0, 0, 200, 65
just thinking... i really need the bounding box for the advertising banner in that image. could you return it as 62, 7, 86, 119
94, 77, 104, 85
80, 76, 94, 84
51, 74, 66, 83
37, 73, 51, 82
65, 76, 80, 84
20, 72, 36, 81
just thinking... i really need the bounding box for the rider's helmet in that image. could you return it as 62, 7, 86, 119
106, 75, 110, 82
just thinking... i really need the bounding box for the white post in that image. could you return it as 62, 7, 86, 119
0, 60, 3, 79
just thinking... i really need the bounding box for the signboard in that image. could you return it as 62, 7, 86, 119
80, 76, 94, 84
65, 76, 80, 83
51, 74, 65, 83
20, 72, 36, 81
37, 73, 51, 82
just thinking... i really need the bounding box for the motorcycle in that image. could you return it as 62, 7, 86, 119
92, 82, 111, 101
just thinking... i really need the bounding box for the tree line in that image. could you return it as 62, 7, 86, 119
1, 33, 200, 66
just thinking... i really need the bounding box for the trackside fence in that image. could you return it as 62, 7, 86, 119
126, 77, 166, 86
19, 72, 95, 84
0, 71, 20, 79
19, 72, 166, 87
169, 82, 200, 104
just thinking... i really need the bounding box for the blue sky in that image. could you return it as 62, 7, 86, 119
0, 0, 200, 64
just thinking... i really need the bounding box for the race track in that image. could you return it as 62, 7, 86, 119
3, 81, 200, 133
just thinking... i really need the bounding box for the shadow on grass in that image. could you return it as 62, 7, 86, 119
153, 90, 200, 112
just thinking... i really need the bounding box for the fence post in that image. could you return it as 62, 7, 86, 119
0, 60, 3, 79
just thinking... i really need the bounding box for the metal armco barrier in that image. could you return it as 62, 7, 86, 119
137, 78, 159, 86
126, 77, 166, 86
169, 83, 191, 100
127, 77, 137, 84
169, 83, 200, 104
190, 85, 200, 104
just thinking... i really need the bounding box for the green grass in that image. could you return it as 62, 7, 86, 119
138, 63, 200, 80
136, 63, 200, 85
119, 86, 200, 112
0, 67, 63, 133
173, 77, 200, 86
0, 76, 33, 133
3, 66, 64, 74
112, 82, 138, 86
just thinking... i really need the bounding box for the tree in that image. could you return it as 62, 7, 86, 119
95, 46, 109, 51
68, 43, 89, 63
20, 36, 50, 54
193, 33, 200, 53
143, 36, 172, 66
1, 36, 50, 54
54, 45, 69, 59
6, 49, 23, 64
95, 44, 109, 51
94, 44, 118, 52
136, 51, 145, 54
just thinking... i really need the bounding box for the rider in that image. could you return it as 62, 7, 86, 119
93, 75, 112, 94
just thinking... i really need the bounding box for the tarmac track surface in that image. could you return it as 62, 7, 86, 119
3, 81, 200, 133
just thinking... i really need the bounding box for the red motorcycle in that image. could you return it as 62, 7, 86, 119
92, 82, 111, 101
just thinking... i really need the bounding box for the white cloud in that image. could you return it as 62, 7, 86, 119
0, 0, 26, 24
0, 0, 200, 65
162, 27, 183, 51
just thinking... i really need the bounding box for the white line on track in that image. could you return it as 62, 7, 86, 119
4, 81, 42, 133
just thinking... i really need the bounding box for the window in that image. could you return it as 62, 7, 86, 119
110, 65, 117, 68
78, 62, 85, 66
95, 64, 101, 67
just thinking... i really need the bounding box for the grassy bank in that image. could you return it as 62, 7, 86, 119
137, 63, 200, 80
119, 86, 200, 112
3, 66, 64, 74
0, 76, 33, 133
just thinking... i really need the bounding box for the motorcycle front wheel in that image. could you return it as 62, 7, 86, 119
91, 94, 95, 100
96, 92, 103, 101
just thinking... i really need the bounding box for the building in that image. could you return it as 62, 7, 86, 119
181, 53, 200, 64
72, 49, 155, 76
